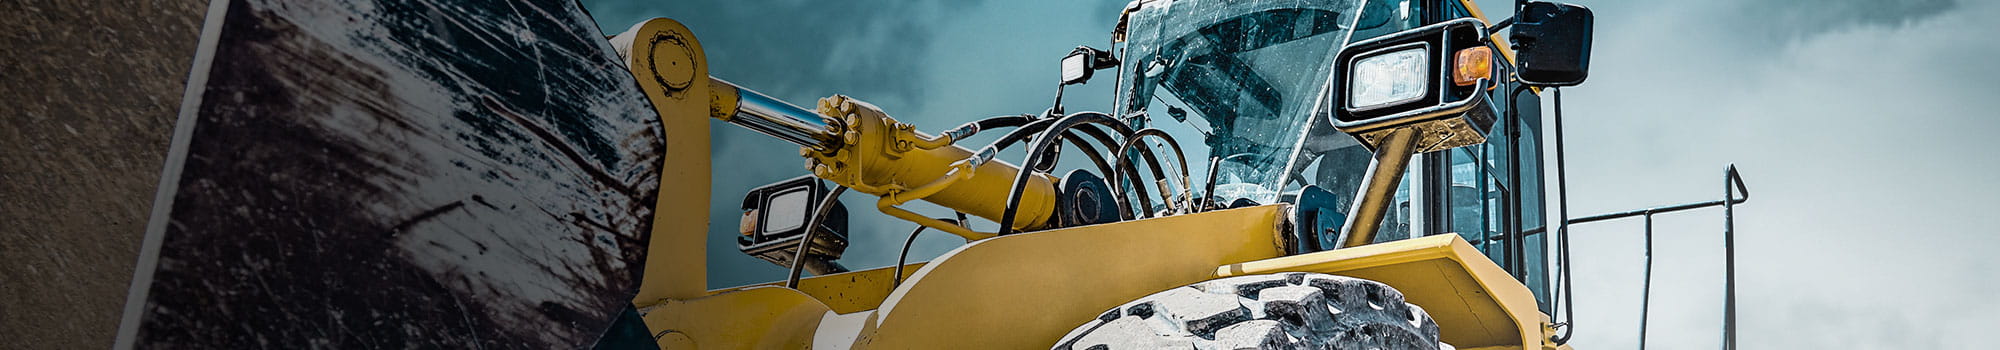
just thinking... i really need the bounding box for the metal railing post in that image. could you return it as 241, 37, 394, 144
1639, 213, 1653, 350
1722, 166, 1741, 350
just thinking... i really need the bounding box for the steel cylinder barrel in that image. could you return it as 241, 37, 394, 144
707, 77, 837, 148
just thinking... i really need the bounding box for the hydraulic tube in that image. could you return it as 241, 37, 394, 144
706, 77, 838, 149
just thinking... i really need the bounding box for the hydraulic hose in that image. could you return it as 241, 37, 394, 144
1112, 128, 1192, 218
980, 117, 1145, 217
892, 212, 967, 289
1064, 123, 1160, 216
786, 185, 850, 289
998, 112, 1133, 235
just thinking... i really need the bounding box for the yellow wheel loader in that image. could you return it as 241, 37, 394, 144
610, 0, 1717, 349
117, 0, 1749, 348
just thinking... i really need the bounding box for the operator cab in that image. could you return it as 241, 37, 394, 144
1115, 0, 1551, 310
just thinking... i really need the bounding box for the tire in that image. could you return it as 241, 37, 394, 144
1052, 272, 1445, 350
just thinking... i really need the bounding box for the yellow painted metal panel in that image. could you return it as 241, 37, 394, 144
849, 205, 1290, 349
618, 18, 713, 305
714, 263, 929, 314
641, 286, 830, 350
1217, 234, 1547, 349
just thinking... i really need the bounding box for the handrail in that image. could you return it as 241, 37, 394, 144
1553, 167, 1750, 227
1536, 165, 1749, 350
1512, 167, 1748, 239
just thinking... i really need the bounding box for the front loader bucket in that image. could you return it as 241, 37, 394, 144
114, 0, 661, 348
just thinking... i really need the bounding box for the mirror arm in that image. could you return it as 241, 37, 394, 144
1487, 17, 1515, 32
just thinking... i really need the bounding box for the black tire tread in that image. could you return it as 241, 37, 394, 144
1053, 273, 1442, 350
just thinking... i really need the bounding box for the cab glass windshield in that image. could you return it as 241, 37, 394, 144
1118, 0, 1424, 205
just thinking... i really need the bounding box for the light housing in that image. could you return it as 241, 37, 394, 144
736, 175, 849, 272
1060, 46, 1119, 85
1326, 18, 1498, 153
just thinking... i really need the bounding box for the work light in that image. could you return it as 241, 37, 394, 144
1347, 44, 1430, 111
736, 175, 849, 274
1060, 46, 1117, 86
759, 187, 811, 235
1061, 53, 1091, 85
1326, 18, 1495, 153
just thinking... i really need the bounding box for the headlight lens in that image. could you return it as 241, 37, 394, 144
1061, 53, 1090, 84
1347, 47, 1429, 110
762, 188, 810, 235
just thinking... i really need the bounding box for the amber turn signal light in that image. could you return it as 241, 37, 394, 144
1452, 46, 1493, 86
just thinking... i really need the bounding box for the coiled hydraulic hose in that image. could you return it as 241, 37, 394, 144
1112, 128, 1192, 218
998, 112, 1135, 235
982, 116, 1156, 218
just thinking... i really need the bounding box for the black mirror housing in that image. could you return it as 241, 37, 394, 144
1511, 1, 1594, 86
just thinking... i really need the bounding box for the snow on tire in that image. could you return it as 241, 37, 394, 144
1053, 272, 1443, 350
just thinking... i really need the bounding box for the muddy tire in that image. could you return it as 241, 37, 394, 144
1053, 272, 1444, 350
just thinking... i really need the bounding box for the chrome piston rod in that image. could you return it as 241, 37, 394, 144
709, 77, 837, 148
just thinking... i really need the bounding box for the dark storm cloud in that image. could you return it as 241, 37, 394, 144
585, 0, 985, 108
581, 0, 1001, 288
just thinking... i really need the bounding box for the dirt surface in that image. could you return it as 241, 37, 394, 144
114, 0, 662, 347
0, 0, 207, 348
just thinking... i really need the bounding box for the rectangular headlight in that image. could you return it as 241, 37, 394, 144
1061, 53, 1090, 84
1347, 46, 1429, 110
760, 187, 810, 235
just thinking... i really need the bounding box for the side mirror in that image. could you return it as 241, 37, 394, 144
736, 175, 849, 274
1511, 1, 1594, 86
1327, 18, 1497, 153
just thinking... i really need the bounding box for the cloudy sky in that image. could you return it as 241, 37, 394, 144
581, 0, 2000, 348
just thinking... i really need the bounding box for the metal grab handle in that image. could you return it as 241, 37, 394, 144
1725, 164, 1750, 204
